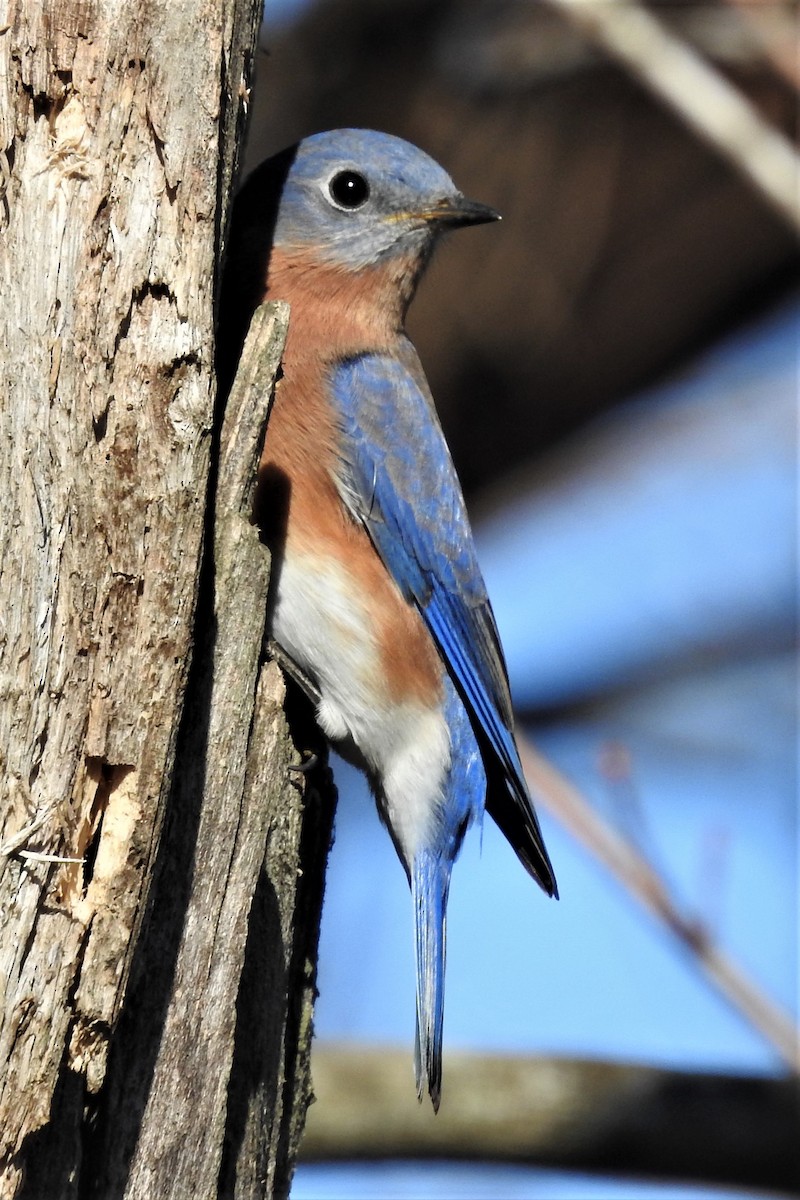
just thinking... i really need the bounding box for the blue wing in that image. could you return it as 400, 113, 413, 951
329, 343, 557, 897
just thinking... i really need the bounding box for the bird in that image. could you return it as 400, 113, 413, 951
223, 128, 558, 1111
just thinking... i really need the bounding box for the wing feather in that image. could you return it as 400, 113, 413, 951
329, 345, 557, 896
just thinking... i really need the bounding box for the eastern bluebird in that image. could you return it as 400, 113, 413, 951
224, 129, 558, 1110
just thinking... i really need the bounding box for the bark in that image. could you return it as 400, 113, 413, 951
81, 303, 334, 1200
0, 4, 332, 1197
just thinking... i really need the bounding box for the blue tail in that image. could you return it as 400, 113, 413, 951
408, 678, 485, 1110
412, 851, 450, 1112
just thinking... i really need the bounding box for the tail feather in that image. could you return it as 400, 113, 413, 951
411, 852, 450, 1112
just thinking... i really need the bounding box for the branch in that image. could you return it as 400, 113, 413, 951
517, 735, 800, 1074
302, 1046, 800, 1194
546, 0, 800, 233
721, 0, 800, 91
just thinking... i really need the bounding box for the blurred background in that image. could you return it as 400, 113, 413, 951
245, 1, 798, 1195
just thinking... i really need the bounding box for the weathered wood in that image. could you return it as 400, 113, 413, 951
0, 4, 331, 1197
77, 303, 334, 1199
218, 681, 335, 1200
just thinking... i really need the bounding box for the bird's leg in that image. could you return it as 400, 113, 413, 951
267, 638, 324, 775
267, 637, 322, 705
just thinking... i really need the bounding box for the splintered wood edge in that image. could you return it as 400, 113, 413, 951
218, 300, 290, 518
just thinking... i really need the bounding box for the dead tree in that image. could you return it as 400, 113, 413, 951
0, 4, 333, 1197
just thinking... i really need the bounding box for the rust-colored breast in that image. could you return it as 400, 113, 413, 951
255, 247, 444, 707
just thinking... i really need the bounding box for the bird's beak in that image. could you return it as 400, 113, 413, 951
425, 195, 502, 228
392, 196, 501, 228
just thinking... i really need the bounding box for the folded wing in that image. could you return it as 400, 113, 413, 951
329, 343, 557, 897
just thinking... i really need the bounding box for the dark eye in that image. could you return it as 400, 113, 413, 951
328, 170, 370, 210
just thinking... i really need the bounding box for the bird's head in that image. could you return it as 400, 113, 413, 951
223, 129, 500, 346
242, 128, 499, 273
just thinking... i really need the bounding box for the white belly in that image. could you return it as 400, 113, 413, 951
271, 550, 451, 859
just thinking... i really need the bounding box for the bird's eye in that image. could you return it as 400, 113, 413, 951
328, 170, 370, 210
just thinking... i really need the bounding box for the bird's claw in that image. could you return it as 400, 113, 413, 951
287, 751, 319, 775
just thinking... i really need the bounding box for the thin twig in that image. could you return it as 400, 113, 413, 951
17, 851, 84, 864
518, 734, 800, 1072
546, 0, 800, 232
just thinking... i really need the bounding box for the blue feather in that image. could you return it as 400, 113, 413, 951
410, 675, 485, 1106
412, 850, 448, 1111
329, 345, 557, 897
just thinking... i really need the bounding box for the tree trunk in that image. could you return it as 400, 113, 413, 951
0, 4, 332, 1196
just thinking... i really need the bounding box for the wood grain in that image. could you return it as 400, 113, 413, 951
0, 5, 332, 1196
